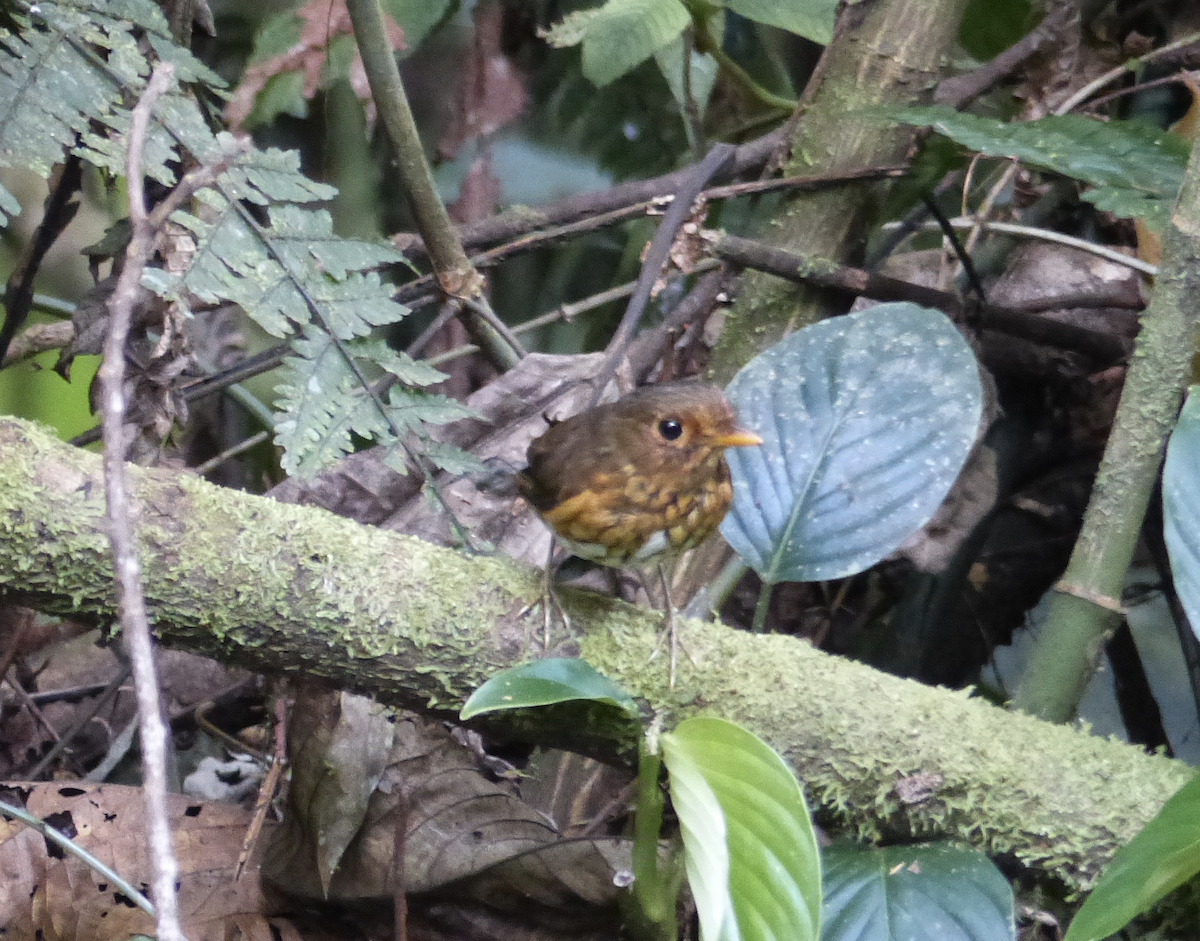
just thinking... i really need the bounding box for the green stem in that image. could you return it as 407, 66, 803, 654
1012, 132, 1200, 722
751, 580, 774, 633
695, 19, 797, 114
631, 739, 675, 939
343, 0, 520, 372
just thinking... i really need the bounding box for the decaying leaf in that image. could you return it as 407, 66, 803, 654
263, 696, 630, 929
0, 781, 293, 941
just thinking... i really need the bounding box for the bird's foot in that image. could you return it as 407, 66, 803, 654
648, 605, 698, 689
518, 552, 571, 651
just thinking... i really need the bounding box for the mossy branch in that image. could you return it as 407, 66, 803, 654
0, 417, 1191, 893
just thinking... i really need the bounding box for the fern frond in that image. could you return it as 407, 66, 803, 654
273, 332, 473, 478
0, 0, 468, 478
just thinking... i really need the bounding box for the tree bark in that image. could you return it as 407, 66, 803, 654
0, 417, 1190, 893
707, 0, 975, 383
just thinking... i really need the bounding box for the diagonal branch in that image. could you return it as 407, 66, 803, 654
0, 416, 1190, 895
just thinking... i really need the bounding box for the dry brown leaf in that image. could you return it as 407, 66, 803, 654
274, 687, 395, 897
264, 702, 630, 923
0, 781, 295, 941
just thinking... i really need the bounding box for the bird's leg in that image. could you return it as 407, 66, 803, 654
517, 539, 570, 650
541, 540, 570, 648
644, 561, 680, 688
647, 558, 698, 688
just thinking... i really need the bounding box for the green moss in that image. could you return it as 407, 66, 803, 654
0, 416, 1193, 892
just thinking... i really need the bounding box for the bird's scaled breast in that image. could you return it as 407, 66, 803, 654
539, 462, 734, 568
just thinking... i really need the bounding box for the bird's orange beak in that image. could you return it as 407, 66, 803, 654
711, 428, 763, 448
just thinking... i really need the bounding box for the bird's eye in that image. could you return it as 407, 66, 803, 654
658, 419, 684, 441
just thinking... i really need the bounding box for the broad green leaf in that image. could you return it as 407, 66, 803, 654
654, 33, 719, 137
545, 0, 691, 87
720, 303, 982, 583
460, 659, 639, 719
663, 716, 822, 941
823, 842, 1014, 941
724, 0, 836, 45
1064, 772, 1200, 941
891, 106, 1188, 229
1165, 387, 1200, 637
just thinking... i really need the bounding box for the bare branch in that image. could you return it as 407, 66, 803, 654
100, 61, 186, 941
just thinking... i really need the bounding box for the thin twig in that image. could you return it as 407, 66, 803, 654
1054, 30, 1200, 115
193, 430, 271, 477
591, 143, 737, 405
100, 61, 188, 941
708, 231, 1131, 361
891, 218, 1159, 275
0, 156, 83, 363
934, 4, 1073, 109
1086, 69, 1200, 110
392, 166, 903, 306
28, 662, 133, 780
3, 676, 60, 743
393, 128, 788, 259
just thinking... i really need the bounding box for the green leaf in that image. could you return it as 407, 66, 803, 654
1064, 772, 1200, 940
460, 659, 639, 719
1165, 387, 1200, 637
272, 333, 469, 477
380, 0, 454, 55
662, 716, 822, 941
823, 842, 1014, 941
0, 1, 469, 478
540, 9, 601, 48
654, 33, 719, 135
723, 0, 836, 45
891, 106, 1188, 229
720, 303, 983, 584
547, 0, 690, 87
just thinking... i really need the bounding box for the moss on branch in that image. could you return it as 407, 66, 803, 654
0, 417, 1191, 891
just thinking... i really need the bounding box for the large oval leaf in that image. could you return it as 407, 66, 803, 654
1164, 386, 1200, 637
721, 303, 983, 583
726, 0, 836, 45
460, 658, 639, 719
822, 842, 1013, 941
1064, 771, 1200, 941
662, 716, 821, 941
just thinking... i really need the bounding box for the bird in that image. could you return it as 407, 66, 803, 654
516, 382, 762, 686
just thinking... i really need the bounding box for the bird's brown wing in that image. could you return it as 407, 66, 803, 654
517, 410, 625, 512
